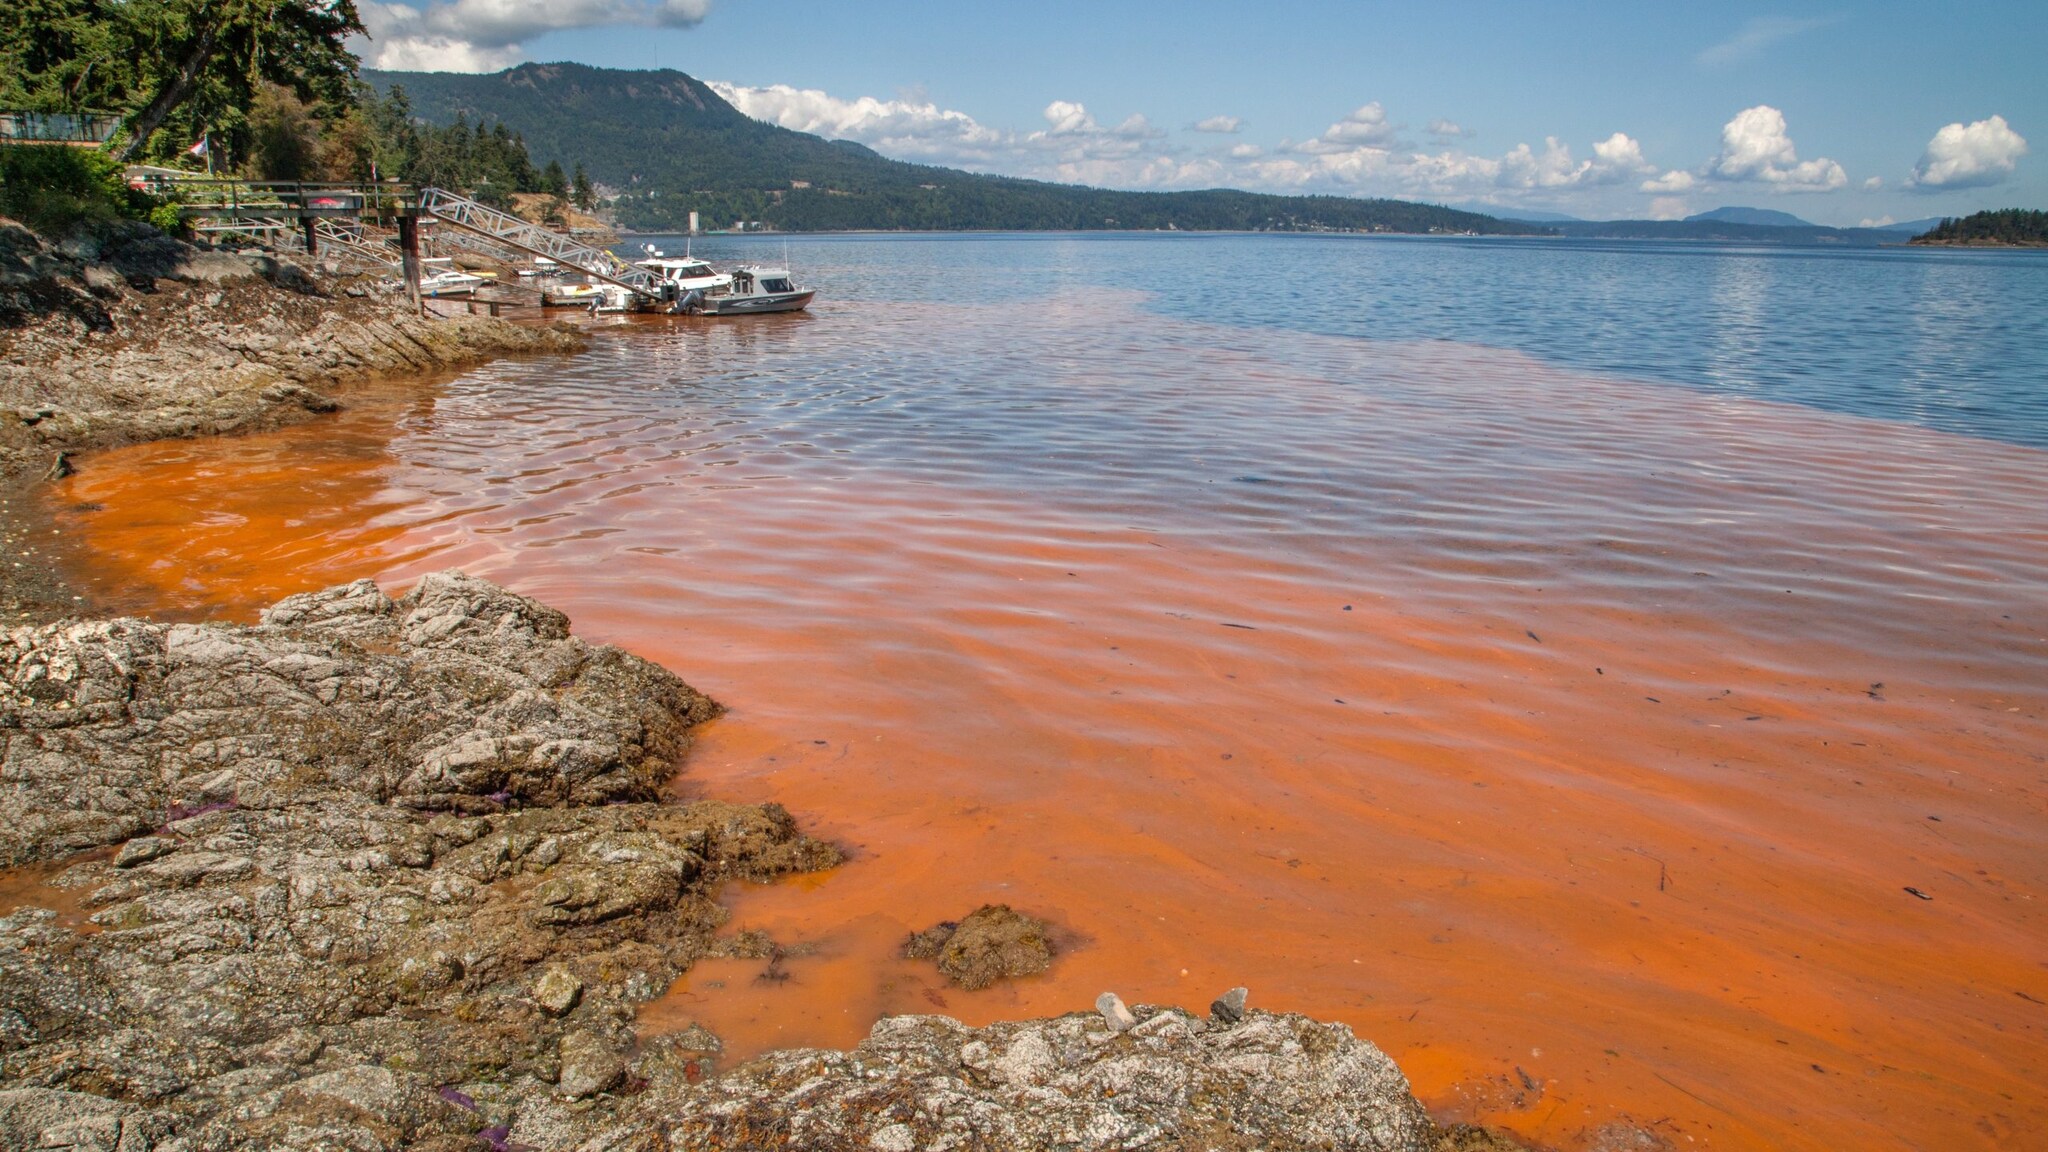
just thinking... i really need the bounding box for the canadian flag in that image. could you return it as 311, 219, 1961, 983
186, 134, 209, 157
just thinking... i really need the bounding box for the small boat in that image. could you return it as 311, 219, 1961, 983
692, 265, 814, 315
541, 282, 605, 307
421, 270, 486, 298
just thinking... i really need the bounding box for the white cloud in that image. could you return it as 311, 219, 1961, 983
1697, 16, 1829, 67
710, 85, 1181, 186
1908, 115, 2028, 190
1192, 115, 1242, 134
1648, 196, 1689, 220
1641, 169, 1695, 194
1427, 118, 1474, 140
710, 82, 1692, 214
1707, 105, 1847, 192
1491, 132, 1652, 189
1863, 175, 1884, 190
708, 82, 1008, 165
1860, 215, 1896, 227
355, 0, 710, 71
1305, 103, 1401, 151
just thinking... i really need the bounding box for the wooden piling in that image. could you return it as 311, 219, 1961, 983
396, 215, 421, 309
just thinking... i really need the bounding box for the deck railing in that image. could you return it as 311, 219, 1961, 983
150, 178, 421, 220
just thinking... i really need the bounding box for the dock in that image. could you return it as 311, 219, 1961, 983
139, 176, 668, 309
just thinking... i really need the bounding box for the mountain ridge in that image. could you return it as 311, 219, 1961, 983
363, 62, 1545, 235
1685, 206, 1814, 227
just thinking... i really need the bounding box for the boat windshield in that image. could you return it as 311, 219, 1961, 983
761, 278, 793, 293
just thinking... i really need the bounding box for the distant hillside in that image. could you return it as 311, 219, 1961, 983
1550, 218, 1900, 246
1448, 203, 1583, 223
1872, 217, 1944, 233
364, 63, 1544, 236
1910, 209, 2048, 247
1686, 206, 1813, 227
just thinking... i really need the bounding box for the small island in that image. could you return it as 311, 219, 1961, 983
1910, 208, 2048, 247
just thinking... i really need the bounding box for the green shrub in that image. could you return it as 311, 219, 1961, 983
146, 201, 185, 235
0, 143, 164, 237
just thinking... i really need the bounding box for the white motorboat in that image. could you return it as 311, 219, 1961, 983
635, 255, 733, 298
691, 265, 814, 315
421, 269, 487, 298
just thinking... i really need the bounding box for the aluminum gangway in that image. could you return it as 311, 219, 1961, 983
194, 216, 401, 274
417, 187, 660, 300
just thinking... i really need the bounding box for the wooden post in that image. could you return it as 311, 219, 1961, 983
397, 214, 421, 309
302, 216, 318, 256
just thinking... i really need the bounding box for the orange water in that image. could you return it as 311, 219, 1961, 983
45, 299, 2048, 1150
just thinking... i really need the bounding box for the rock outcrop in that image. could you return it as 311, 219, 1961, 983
0, 575, 839, 1148
663, 1005, 1436, 1151
1, 571, 720, 865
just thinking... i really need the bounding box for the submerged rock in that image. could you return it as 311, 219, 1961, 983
902, 902, 1055, 990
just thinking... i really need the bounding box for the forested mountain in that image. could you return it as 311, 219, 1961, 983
1910, 209, 2048, 247
364, 63, 1541, 235
1684, 207, 1813, 227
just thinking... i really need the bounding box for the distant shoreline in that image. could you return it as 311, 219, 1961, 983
1909, 238, 2048, 249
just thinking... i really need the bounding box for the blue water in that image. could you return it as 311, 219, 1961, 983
640, 232, 2048, 449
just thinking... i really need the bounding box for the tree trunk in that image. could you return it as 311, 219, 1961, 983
111, 19, 220, 162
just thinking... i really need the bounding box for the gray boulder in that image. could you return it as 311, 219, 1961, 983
663, 1006, 1436, 1151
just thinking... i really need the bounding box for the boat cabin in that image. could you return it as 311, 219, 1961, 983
731, 267, 798, 295
635, 257, 730, 291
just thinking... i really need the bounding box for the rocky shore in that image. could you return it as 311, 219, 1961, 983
0, 575, 1487, 1151
0, 216, 585, 624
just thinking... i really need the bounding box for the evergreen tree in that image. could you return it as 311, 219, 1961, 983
543, 159, 568, 199
572, 163, 594, 210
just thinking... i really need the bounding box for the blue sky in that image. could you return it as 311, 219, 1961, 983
354, 1, 2043, 224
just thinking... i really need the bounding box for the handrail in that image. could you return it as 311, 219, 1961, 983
146, 177, 420, 220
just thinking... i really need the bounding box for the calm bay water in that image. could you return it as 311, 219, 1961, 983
682, 231, 2048, 447
51, 234, 2048, 1152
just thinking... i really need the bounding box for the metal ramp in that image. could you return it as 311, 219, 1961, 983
417, 187, 661, 300
191, 217, 399, 274
309, 219, 401, 271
